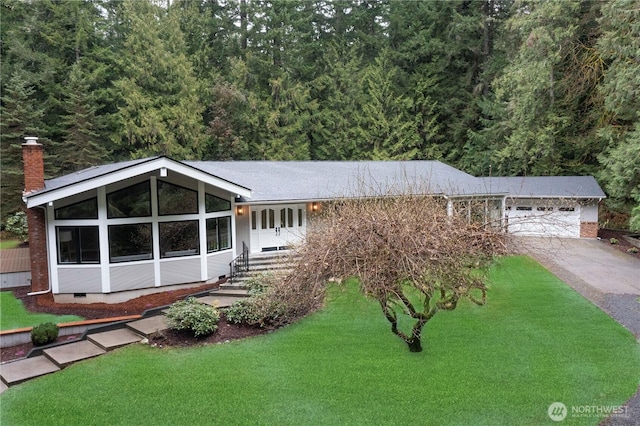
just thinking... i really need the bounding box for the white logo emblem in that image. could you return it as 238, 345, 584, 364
548, 402, 567, 422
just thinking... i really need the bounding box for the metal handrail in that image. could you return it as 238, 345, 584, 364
229, 241, 249, 283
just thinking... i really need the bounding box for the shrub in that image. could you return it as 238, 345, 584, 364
609, 238, 619, 245
223, 275, 272, 326
166, 297, 220, 337
224, 299, 261, 324
223, 271, 322, 328
627, 247, 638, 254
31, 322, 59, 346
5, 211, 28, 242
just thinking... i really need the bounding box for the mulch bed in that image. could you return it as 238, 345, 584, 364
1, 282, 269, 363
598, 228, 640, 260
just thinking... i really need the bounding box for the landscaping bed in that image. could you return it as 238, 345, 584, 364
598, 228, 640, 260
1, 283, 268, 363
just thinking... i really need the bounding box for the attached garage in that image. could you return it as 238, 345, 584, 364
505, 199, 581, 238
482, 176, 605, 239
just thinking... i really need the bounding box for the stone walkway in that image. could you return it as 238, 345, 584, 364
0, 289, 247, 392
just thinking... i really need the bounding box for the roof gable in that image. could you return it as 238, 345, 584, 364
25, 157, 252, 208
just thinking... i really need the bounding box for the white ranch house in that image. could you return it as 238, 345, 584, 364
20, 138, 605, 303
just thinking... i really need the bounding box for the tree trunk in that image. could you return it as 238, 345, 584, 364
407, 338, 423, 352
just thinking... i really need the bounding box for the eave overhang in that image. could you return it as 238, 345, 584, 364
25, 157, 252, 208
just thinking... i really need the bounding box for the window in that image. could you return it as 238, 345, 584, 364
205, 193, 231, 213
281, 208, 293, 228
298, 208, 303, 227
57, 227, 99, 264
537, 207, 553, 211
55, 198, 98, 219
107, 181, 151, 218
559, 207, 575, 212
516, 206, 532, 211
109, 223, 152, 262
251, 211, 257, 230
261, 209, 275, 229
158, 181, 198, 215
207, 216, 231, 252
159, 221, 199, 258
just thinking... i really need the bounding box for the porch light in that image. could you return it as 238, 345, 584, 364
236, 206, 244, 215
312, 202, 318, 212
160, 167, 168, 177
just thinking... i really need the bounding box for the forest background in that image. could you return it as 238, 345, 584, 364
1, 0, 638, 230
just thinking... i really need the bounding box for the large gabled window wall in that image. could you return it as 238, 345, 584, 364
50, 174, 235, 293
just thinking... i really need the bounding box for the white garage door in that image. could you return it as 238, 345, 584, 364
506, 203, 580, 238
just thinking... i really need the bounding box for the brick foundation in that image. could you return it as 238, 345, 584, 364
580, 222, 598, 238
22, 137, 49, 293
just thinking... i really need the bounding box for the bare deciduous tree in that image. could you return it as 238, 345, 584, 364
287, 193, 508, 352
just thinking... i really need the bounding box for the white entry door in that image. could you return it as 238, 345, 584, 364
251, 205, 306, 252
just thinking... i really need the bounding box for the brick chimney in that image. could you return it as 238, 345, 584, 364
22, 137, 49, 293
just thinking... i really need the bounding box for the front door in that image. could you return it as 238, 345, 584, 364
250, 204, 306, 252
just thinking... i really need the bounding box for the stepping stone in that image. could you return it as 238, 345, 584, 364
214, 289, 249, 297
127, 315, 168, 337
197, 295, 242, 308
88, 328, 143, 351
0, 356, 60, 386
44, 340, 106, 368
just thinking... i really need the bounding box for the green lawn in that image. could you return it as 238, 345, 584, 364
0, 292, 83, 330
0, 239, 21, 250
1, 256, 638, 425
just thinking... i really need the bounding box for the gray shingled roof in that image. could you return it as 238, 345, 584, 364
32, 157, 605, 203
39, 157, 158, 193
185, 161, 491, 202
481, 176, 606, 199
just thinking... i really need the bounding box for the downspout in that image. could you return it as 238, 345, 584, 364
27, 204, 52, 296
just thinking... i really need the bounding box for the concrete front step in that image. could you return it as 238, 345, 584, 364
0, 356, 60, 387
213, 288, 249, 297
126, 315, 169, 338
88, 328, 144, 351
197, 295, 243, 308
43, 340, 106, 368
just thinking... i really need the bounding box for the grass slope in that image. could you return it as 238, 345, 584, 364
1, 256, 638, 425
0, 292, 83, 330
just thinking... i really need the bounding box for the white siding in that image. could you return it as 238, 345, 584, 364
207, 251, 233, 280
580, 202, 599, 222
58, 267, 102, 293
110, 263, 155, 292
160, 257, 201, 286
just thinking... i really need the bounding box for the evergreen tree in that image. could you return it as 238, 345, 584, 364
309, 43, 364, 160
57, 63, 111, 174
0, 71, 46, 220
485, 0, 599, 175
354, 50, 423, 160
112, 0, 204, 160
597, 0, 640, 229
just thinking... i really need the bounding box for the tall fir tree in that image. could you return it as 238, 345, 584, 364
0, 71, 46, 220
596, 0, 640, 229
112, 0, 204, 160
57, 63, 111, 174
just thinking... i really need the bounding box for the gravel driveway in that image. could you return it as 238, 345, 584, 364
516, 237, 640, 426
